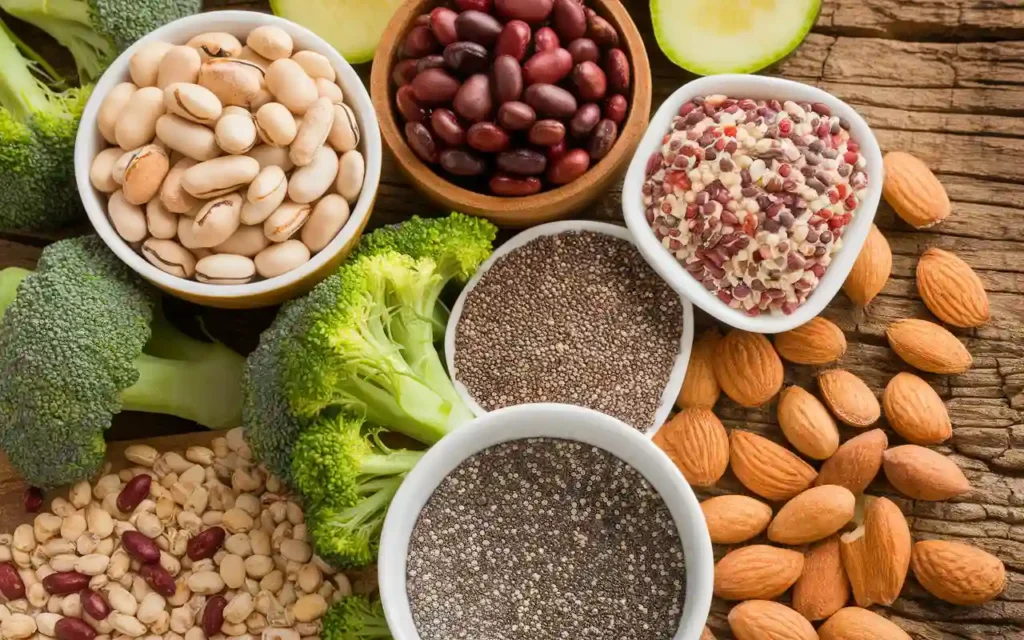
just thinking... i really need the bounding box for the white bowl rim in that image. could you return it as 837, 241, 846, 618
443, 219, 694, 436
379, 402, 715, 640
622, 74, 884, 333
73, 10, 383, 301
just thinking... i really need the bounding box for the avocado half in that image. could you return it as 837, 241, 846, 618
651, 0, 822, 76
270, 0, 407, 64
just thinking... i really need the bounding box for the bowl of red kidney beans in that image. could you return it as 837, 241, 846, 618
370, 0, 652, 227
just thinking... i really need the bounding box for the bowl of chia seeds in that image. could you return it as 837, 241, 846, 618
378, 403, 714, 640
444, 220, 694, 434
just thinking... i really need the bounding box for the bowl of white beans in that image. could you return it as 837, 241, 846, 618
75, 10, 382, 309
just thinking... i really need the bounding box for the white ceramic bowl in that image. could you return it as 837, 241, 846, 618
379, 403, 714, 640
444, 220, 694, 434
74, 11, 382, 309
622, 75, 884, 333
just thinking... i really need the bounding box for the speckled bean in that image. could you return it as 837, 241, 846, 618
121, 144, 169, 205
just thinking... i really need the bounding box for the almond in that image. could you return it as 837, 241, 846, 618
713, 330, 783, 407
817, 369, 880, 427
729, 431, 818, 501
792, 536, 850, 622
819, 607, 911, 640
677, 328, 721, 410
910, 539, 1006, 605
886, 319, 972, 374
768, 485, 856, 546
917, 247, 990, 328
774, 317, 847, 365
840, 497, 911, 607
882, 372, 951, 445
777, 386, 840, 460
882, 151, 950, 229
653, 408, 728, 487
714, 545, 804, 601
728, 600, 817, 640
816, 429, 888, 494
700, 495, 772, 545
843, 224, 892, 306
882, 445, 970, 501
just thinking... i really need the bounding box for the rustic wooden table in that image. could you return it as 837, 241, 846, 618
1, 1, 1022, 638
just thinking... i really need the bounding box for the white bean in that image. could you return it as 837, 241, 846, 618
292, 51, 336, 81
198, 58, 266, 108
90, 147, 123, 193
98, 83, 137, 144
161, 158, 201, 214
264, 201, 312, 243
214, 225, 271, 257
187, 32, 243, 61
157, 45, 202, 89
182, 156, 260, 199
266, 58, 318, 115
130, 41, 173, 87
191, 193, 243, 248
301, 194, 350, 253
316, 77, 344, 103
164, 82, 223, 125
247, 26, 293, 61
255, 102, 297, 147
155, 114, 221, 162
242, 165, 288, 225
142, 239, 198, 278
336, 149, 365, 204
196, 254, 257, 285
287, 145, 338, 204
121, 144, 169, 206
115, 87, 166, 150
247, 145, 294, 172
216, 107, 258, 155
289, 97, 334, 167
108, 190, 148, 242
328, 102, 360, 153
254, 240, 310, 279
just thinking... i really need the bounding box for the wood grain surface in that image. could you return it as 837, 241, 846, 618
1, 0, 1023, 638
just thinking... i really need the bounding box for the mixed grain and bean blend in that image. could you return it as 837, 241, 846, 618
453, 230, 685, 431
643, 95, 869, 316
407, 437, 686, 640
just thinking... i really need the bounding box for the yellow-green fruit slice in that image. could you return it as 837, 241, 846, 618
271, 0, 406, 64
651, 0, 822, 75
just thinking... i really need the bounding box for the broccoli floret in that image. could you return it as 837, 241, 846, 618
0, 0, 201, 81
0, 235, 245, 487
306, 475, 402, 569
322, 595, 392, 640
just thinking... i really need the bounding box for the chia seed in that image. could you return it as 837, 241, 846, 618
407, 437, 686, 640
453, 231, 685, 431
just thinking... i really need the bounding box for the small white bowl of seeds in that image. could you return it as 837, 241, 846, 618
379, 403, 714, 640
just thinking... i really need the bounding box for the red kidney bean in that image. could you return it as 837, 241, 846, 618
605, 48, 630, 93
496, 101, 536, 130
524, 83, 577, 118
406, 122, 440, 163
443, 41, 490, 75
22, 487, 42, 513
566, 37, 599, 63
569, 102, 601, 137
121, 530, 161, 564
455, 10, 503, 46
453, 73, 493, 122
139, 563, 176, 597
455, 0, 492, 10
492, 55, 523, 103
431, 108, 467, 146
0, 562, 25, 600
54, 618, 97, 640
429, 7, 459, 46
523, 48, 573, 86
392, 59, 420, 86
604, 94, 627, 125
187, 526, 226, 561
395, 85, 427, 123
42, 571, 90, 595
403, 25, 439, 58
587, 118, 617, 160
547, 148, 590, 185
490, 173, 542, 196
202, 595, 228, 637
495, 0, 554, 23
586, 11, 619, 48
416, 55, 446, 73
534, 27, 560, 52
116, 473, 151, 513
440, 149, 488, 176
528, 119, 565, 146
411, 68, 461, 105
547, 139, 567, 163
552, 0, 588, 41
467, 122, 510, 153
572, 61, 607, 101
497, 148, 548, 175
494, 20, 531, 61
81, 588, 111, 619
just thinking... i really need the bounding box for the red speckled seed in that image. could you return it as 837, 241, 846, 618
22, 487, 43, 513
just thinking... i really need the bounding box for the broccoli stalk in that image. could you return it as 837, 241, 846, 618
322, 595, 392, 640
307, 476, 403, 570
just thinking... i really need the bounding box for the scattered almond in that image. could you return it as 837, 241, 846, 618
713, 545, 804, 601
777, 386, 840, 460
792, 536, 850, 622
817, 369, 880, 427
843, 224, 892, 306
700, 495, 772, 545
713, 330, 783, 407
882, 445, 970, 501
886, 319, 972, 374
729, 431, 818, 501
773, 317, 847, 365
840, 497, 911, 607
882, 151, 950, 229
677, 328, 721, 410
728, 600, 817, 640
910, 539, 1006, 605
883, 372, 951, 445
819, 607, 911, 640
653, 408, 729, 487
816, 429, 888, 494
916, 248, 990, 328
768, 485, 856, 546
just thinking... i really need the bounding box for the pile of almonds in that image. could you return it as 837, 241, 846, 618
657, 151, 1003, 640
0, 429, 355, 640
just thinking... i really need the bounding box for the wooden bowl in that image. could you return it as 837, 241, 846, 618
370, 0, 652, 228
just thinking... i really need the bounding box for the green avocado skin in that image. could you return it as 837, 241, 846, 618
270, 0, 405, 64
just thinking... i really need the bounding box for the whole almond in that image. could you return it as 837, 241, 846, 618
843, 224, 892, 306
653, 408, 728, 487
916, 247, 990, 328
700, 495, 772, 545
819, 607, 911, 640
882, 151, 950, 229
818, 369, 880, 427
886, 319, 972, 374
777, 386, 839, 460
883, 445, 970, 501
792, 536, 849, 622
730, 431, 818, 501
774, 317, 847, 365
816, 429, 888, 494
728, 600, 816, 640
713, 545, 804, 600
840, 497, 911, 607
713, 330, 783, 407
768, 485, 856, 545
883, 372, 951, 445
910, 539, 1006, 605
676, 328, 721, 410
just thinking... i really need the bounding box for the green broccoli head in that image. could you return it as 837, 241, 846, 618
306, 476, 402, 570
322, 595, 392, 640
